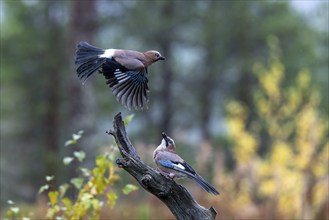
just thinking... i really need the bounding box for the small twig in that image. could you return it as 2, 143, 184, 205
105, 130, 115, 136
107, 112, 217, 220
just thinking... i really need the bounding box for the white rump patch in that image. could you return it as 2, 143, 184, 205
99, 49, 115, 58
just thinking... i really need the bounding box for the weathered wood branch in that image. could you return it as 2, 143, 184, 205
106, 112, 217, 220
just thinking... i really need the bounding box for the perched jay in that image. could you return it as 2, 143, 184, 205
153, 132, 219, 195
75, 42, 165, 110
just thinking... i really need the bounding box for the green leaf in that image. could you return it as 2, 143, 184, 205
70, 177, 84, 189
48, 191, 59, 206
80, 167, 90, 176
74, 151, 86, 162
108, 152, 116, 162
59, 183, 70, 198
122, 184, 138, 195
46, 175, 54, 182
64, 139, 76, 147
46, 205, 60, 219
91, 198, 102, 210
65, 131, 84, 146
63, 157, 74, 166
62, 197, 72, 209
10, 206, 19, 214
72, 133, 82, 141
124, 114, 134, 125
81, 193, 92, 202
7, 200, 14, 205
38, 184, 49, 194
107, 192, 118, 209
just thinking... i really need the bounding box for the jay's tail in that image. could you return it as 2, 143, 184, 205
191, 174, 219, 195
165, 160, 220, 195
75, 42, 106, 82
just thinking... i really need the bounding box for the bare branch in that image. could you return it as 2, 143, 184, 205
107, 112, 217, 220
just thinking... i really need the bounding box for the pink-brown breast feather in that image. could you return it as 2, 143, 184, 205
154, 150, 184, 163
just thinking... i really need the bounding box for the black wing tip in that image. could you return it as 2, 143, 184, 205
116, 84, 149, 111
182, 162, 196, 175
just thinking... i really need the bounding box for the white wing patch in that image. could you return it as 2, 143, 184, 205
99, 49, 115, 58
174, 163, 185, 170
114, 69, 130, 84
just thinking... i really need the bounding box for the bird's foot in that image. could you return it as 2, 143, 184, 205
156, 168, 175, 179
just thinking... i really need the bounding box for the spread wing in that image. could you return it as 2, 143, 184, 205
101, 59, 149, 110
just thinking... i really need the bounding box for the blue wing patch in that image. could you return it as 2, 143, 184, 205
127, 69, 148, 86
158, 160, 175, 169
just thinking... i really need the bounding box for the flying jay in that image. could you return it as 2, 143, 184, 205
153, 132, 219, 195
75, 42, 165, 110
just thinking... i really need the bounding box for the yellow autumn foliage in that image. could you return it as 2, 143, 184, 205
224, 36, 328, 219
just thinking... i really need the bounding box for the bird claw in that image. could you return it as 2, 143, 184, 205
155, 168, 175, 179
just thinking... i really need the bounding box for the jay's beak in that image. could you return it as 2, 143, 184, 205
158, 56, 165, 61
162, 132, 170, 146
162, 132, 169, 141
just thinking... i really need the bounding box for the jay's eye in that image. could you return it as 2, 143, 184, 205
155, 53, 159, 57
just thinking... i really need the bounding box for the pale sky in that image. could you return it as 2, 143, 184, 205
291, 0, 325, 14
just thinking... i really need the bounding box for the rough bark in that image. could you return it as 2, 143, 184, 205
107, 112, 217, 220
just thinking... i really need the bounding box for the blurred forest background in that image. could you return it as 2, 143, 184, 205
0, 0, 328, 219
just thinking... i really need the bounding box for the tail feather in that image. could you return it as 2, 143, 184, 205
75, 42, 106, 82
169, 161, 219, 195
77, 58, 106, 81
192, 174, 219, 195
